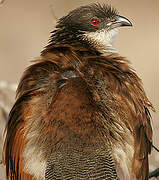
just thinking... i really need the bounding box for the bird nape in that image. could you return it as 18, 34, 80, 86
3, 3, 154, 180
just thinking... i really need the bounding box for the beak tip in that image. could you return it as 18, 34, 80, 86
117, 15, 132, 27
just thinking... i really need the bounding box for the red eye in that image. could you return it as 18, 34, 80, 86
91, 19, 99, 26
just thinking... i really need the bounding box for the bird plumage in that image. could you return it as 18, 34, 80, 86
3, 3, 154, 180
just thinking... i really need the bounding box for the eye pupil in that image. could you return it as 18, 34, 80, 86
91, 19, 99, 26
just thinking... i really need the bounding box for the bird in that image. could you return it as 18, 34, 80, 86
3, 3, 154, 180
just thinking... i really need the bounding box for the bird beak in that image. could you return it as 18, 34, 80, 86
115, 15, 132, 27
107, 15, 132, 29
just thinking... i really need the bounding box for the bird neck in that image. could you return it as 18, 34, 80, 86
81, 28, 119, 54
45, 27, 118, 54
46, 27, 87, 48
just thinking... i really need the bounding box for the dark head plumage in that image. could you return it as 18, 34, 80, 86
46, 3, 132, 53
57, 3, 118, 32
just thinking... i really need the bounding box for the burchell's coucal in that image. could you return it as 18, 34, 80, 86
3, 3, 154, 180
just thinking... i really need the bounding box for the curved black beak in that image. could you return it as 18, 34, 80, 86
107, 15, 132, 30
115, 15, 132, 27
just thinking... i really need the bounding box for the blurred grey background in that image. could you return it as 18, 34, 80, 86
0, 0, 159, 179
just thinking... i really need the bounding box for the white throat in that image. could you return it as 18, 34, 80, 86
82, 28, 119, 53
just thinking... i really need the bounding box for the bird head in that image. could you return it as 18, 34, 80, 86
50, 3, 132, 53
